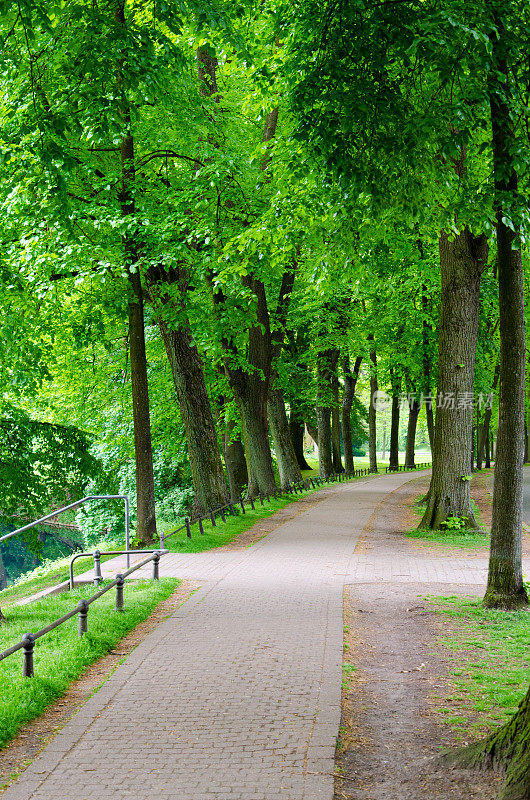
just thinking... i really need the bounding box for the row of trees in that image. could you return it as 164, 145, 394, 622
1, 2, 529, 794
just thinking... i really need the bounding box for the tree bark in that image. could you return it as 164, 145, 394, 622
420, 229, 488, 530
157, 313, 228, 514
223, 419, 248, 500
331, 368, 343, 472
341, 355, 362, 472
316, 349, 336, 478
446, 683, 530, 800
268, 383, 303, 487
368, 345, 378, 473
115, 2, 157, 546
404, 396, 421, 468
484, 16, 527, 609
389, 368, 400, 470
306, 420, 319, 447
289, 409, 312, 470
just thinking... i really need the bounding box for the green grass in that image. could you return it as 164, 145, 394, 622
0, 577, 178, 748
0, 550, 122, 607
406, 497, 489, 549
162, 492, 316, 553
429, 595, 530, 737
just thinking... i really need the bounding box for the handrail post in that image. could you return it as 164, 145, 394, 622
78, 599, 89, 636
209, 509, 216, 527
220, 506, 226, 522
240, 500, 245, 514
159, 529, 165, 549
93, 550, 102, 586
249, 497, 255, 510
198, 516, 204, 535
185, 517, 192, 539
124, 496, 130, 569
152, 552, 160, 581
22, 633, 35, 678
115, 574, 124, 611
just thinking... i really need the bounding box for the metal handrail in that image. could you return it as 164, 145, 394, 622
0, 495, 132, 568
69, 549, 168, 590
0, 549, 168, 677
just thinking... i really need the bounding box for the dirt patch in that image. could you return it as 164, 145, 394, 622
0, 580, 199, 794
336, 585, 501, 800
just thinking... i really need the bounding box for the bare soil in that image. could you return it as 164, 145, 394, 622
335, 474, 504, 800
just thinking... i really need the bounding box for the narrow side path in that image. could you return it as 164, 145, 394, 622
2, 472, 417, 800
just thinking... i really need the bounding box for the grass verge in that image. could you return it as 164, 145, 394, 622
406, 494, 489, 549
428, 595, 530, 739
0, 577, 178, 748
0, 551, 121, 607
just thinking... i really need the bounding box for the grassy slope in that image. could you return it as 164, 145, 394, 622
0, 577, 178, 749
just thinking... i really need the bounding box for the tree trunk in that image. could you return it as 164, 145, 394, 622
341, 355, 362, 472
420, 228, 488, 530
268, 384, 303, 488
331, 370, 343, 472
524, 420, 529, 464
115, 2, 156, 546
484, 18, 527, 609
316, 349, 336, 478
485, 427, 491, 469
389, 368, 400, 470
368, 345, 378, 473
289, 409, 312, 470
446, 682, 530, 800
404, 397, 421, 468
223, 420, 248, 500
306, 420, 319, 447
157, 315, 228, 514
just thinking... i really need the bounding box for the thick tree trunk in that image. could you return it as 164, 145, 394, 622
341, 355, 362, 472
483, 15, 527, 610
223, 420, 248, 500
128, 273, 157, 545
368, 346, 378, 473
157, 316, 228, 514
306, 420, 319, 447
389, 368, 400, 470
289, 410, 312, 470
446, 683, 530, 800
331, 371, 343, 472
404, 397, 421, 468
268, 384, 303, 488
420, 229, 488, 530
524, 420, 529, 464
115, 3, 156, 546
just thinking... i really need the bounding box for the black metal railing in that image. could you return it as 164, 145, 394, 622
162, 461, 432, 545
0, 550, 167, 678
384, 462, 432, 473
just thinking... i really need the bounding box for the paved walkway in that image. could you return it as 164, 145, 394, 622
4, 471, 527, 800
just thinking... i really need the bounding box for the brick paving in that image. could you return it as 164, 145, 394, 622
4, 470, 524, 800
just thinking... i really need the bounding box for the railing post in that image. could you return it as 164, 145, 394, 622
185, 517, 192, 539
159, 529, 165, 549
115, 574, 124, 611
209, 509, 216, 526
220, 506, 226, 522
259, 493, 264, 506
22, 633, 35, 678
93, 550, 102, 586
240, 500, 245, 514
153, 552, 160, 581
78, 599, 89, 636
229, 502, 235, 516
198, 516, 204, 535
249, 497, 255, 510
